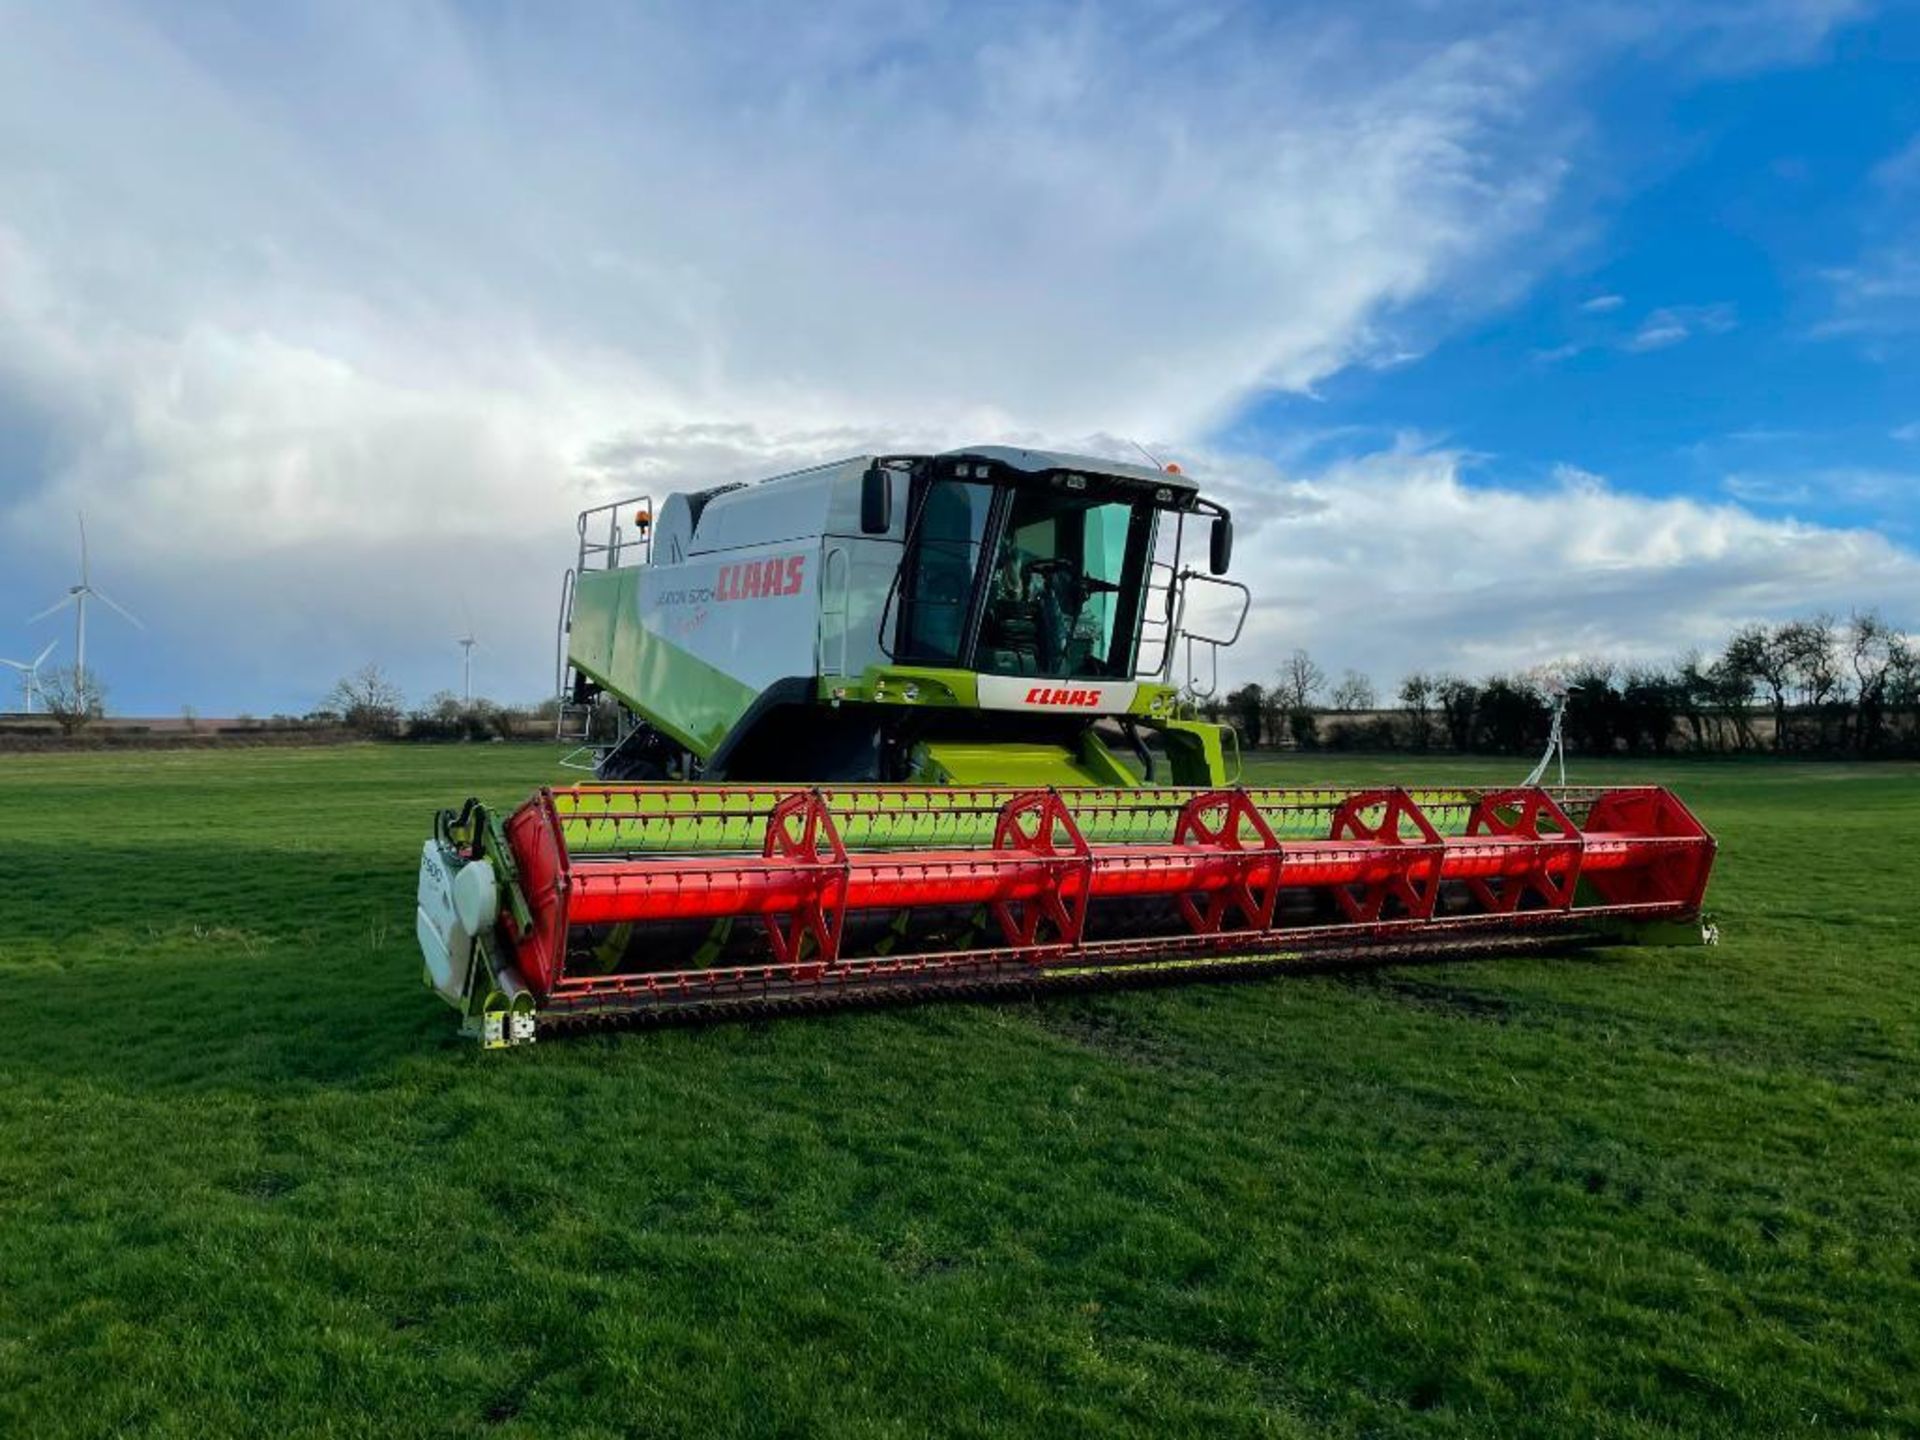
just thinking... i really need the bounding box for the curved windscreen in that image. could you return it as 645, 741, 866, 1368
895, 473, 1160, 678
977, 488, 1153, 679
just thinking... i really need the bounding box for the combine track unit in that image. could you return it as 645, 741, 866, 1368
419, 783, 1716, 1046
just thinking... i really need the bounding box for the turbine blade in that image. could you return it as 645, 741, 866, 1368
91, 588, 145, 629
78, 512, 89, 586
28, 594, 77, 624
0, 659, 27, 673
33, 640, 56, 667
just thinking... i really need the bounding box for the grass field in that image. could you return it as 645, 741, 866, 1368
1, 746, 1916, 1438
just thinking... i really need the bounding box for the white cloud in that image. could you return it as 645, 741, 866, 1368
0, 10, 1568, 574
1626, 321, 1691, 351
1202, 448, 1920, 687
1625, 302, 1737, 351
1815, 132, 1920, 337
0, 1, 1889, 710
1725, 467, 1916, 510
1819, 244, 1920, 335
1580, 293, 1625, 312
1894, 422, 1920, 442
1722, 473, 1815, 506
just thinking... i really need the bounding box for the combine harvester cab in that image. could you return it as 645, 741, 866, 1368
417, 447, 1717, 1046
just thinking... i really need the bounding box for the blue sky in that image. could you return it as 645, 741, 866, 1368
1, 1, 1917, 715
1245, 8, 1920, 540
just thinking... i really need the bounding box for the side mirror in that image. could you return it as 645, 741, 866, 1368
860, 467, 893, 535
1209, 514, 1233, 575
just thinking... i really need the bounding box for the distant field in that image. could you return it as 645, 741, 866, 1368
1, 746, 1916, 1437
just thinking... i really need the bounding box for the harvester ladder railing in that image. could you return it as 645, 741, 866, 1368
558, 494, 652, 754
553, 565, 596, 746
1175, 571, 1251, 700
554, 566, 578, 697
574, 493, 655, 574
1136, 557, 1179, 679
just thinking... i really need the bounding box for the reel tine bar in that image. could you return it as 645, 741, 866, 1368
477, 781, 1717, 1021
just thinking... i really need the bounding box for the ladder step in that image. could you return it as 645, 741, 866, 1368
556, 703, 594, 743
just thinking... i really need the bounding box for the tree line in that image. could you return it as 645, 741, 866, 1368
1207, 611, 1920, 758
30, 611, 1919, 758
320, 664, 561, 741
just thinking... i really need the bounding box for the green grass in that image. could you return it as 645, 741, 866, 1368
1, 746, 1916, 1438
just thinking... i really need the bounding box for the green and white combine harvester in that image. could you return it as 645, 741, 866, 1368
418, 447, 1717, 1045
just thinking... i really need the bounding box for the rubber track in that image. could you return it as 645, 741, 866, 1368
537, 931, 1600, 1039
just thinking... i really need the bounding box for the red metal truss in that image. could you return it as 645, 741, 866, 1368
489, 783, 1716, 1017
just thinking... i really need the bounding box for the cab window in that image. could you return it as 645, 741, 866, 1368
977, 489, 1148, 678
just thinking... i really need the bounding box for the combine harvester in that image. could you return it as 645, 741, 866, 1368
418, 447, 1716, 1046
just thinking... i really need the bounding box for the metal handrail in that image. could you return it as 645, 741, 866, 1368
1168, 571, 1251, 700
554, 567, 576, 701
1183, 634, 1223, 699
575, 494, 654, 573
1177, 571, 1251, 647
1133, 557, 1180, 679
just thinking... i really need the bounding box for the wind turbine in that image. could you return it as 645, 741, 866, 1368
458, 606, 478, 705
1, 640, 56, 714
28, 513, 142, 690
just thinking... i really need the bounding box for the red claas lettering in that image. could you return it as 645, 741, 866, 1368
712, 554, 807, 603
1024, 687, 1102, 707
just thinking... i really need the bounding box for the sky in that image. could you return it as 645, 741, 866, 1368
2, 0, 1918, 715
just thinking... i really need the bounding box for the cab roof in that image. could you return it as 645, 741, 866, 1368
933, 445, 1198, 494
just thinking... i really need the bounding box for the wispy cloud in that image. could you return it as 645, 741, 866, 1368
1580, 293, 1625, 313
1627, 320, 1692, 351
1894, 421, 1920, 442
1723, 467, 1916, 509
1816, 132, 1920, 337
1625, 303, 1738, 351
1725, 427, 1808, 443
1819, 245, 1920, 335
1723, 474, 1815, 506
1872, 133, 1920, 192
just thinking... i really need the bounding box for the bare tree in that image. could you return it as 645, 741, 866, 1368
1330, 670, 1376, 712
1848, 610, 1910, 754
1258, 684, 1285, 747
1725, 624, 1795, 751
1398, 672, 1435, 751
326, 664, 406, 738
1274, 649, 1326, 711
1433, 675, 1478, 752
1781, 615, 1842, 709
39, 665, 107, 736
1704, 653, 1757, 751
1674, 650, 1714, 751
1889, 639, 1920, 723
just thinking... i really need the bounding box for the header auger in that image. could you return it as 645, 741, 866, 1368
416, 446, 1717, 1045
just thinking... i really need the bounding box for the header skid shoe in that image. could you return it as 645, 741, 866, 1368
420, 782, 1717, 1044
